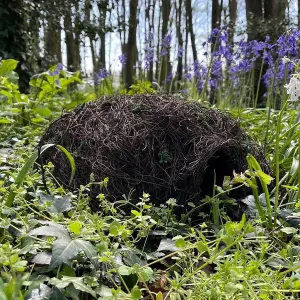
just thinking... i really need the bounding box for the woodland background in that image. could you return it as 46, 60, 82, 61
0, 0, 298, 92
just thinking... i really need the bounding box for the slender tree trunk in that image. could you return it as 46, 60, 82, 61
155, 0, 161, 81
186, 0, 197, 62
125, 0, 138, 90
74, 0, 81, 69
98, 0, 108, 68
64, 0, 79, 71
176, 0, 183, 85
160, 0, 171, 86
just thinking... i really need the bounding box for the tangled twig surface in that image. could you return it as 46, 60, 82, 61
40, 94, 270, 212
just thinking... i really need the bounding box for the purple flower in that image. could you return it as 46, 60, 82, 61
167, 72, 173, 82
160, 49, 168, 56
50, 69, 59, 76
97, 68, 109, 80
179, 89, 189, 95
177, 46, 183, 58
162, 34, 171, 48
145, 32, 154, 43
55, 79, 60, 85
57, 63, 63, 71
119, 53, 127, 65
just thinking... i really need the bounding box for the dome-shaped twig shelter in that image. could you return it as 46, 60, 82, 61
40, 94, 271, 213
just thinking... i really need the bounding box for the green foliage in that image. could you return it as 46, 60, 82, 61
2, 61, 300, 299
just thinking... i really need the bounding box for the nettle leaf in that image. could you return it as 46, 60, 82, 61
49, 276, 96, 298
38, 193, 73, 214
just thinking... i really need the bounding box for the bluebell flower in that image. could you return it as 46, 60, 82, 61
160, 49, 168, 56
177, 46, 183, 58
119, 53, 127, 65
57, 63, 63, 71
50, 69, 59, 76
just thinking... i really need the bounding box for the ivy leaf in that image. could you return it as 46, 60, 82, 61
27, 283, 52, 300
281, 227, 297, 235
48, 287, 67, 300
50, 238, 99, 270
28, 221, 70, 240
28, 222, 99, 270
38, 193, 73, 214
49, 276, 96, 298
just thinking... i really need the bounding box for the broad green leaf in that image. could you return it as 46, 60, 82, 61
34, 106, 52, 117
118, 265, 134, 276
50, 276, 96, 298
28, 222, 70, 240
281, 227, 297, 235
38, 193, 73, 214
49, 287, 67, 300
50, 238, 99, 270
0, 59, 18, 76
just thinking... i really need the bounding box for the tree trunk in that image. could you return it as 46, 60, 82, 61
176, 0, 183, 85
0, 0, 31, 92
45, 16, 62, 64
125, 0, 138, 90
64, 0, 79, 71
159, 0, 171, 86
98, 0, 108, 69
186, 0, 197, 62
245, 0, 263, 40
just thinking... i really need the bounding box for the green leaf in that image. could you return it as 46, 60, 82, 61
50, 277, 96, 298
139, 266, 153, 282
28, 221, 70, 240
131, 286, 142, 299
196, 241, 209, 253
28, 222, 99, 270
56, 145, 76, 184
38, 193, 73, 214
5, 143, 75, 208
0, 59, 18, 76
256, 170, 273, 185
118, 265, 134, 276
281, 227, 297, 235
68, 221, 82, 235
33, 106, 52, 117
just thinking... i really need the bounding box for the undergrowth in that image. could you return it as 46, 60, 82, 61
1, 59, 300, 300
